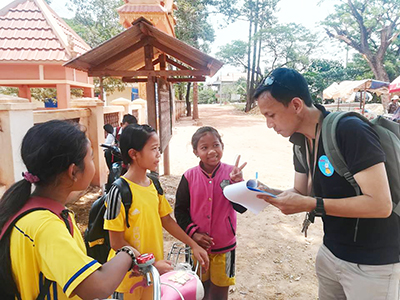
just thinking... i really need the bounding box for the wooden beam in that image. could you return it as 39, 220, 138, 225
122, 77, 148, 82
88, 69, 210, 77
167, 77, 206, 82
151, 40, 205, 70
137, 57, 160, 71
90, 37, 149, 71
139, 22, 154, 37
145, 44, 157, 131
165, 56, 190, 70
159, 53, 166, 70
122, 77, 206, 83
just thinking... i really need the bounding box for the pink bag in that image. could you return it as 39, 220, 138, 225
160, 270, 204, 300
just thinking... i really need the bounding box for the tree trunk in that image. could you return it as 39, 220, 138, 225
365, 56, 390, 110
248, 0, 259, 111
245, 1, 253, 112
185, 82, 192, 117
256, 33, 262, 82
192, 82, 199, 120
178, 83, 183, 100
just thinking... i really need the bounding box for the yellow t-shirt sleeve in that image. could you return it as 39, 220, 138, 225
158, 194, 173, 218
34, 216, 101, 297
104, 186, 126, 232
104, 204, 126, 232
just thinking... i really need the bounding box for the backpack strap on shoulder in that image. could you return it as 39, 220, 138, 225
36, 277, 52, 300
0, 197, 73, 241
113, 177, 133, 228
322, 111, 365, 196
146, 172, 164, 195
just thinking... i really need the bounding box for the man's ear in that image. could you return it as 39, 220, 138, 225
193, 149, 198, 157
291, 97, 304, 114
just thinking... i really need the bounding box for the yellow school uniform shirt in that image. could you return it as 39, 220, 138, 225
104, 177, 173, 293
10, 210, 101, 300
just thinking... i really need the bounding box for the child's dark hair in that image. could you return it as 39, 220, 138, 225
0, 120, 88, 298
122, 114, 138, 125
191, 126, 224, 150
120, 124, 156, 165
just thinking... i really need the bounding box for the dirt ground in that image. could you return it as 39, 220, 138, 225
68, 104, 323, 299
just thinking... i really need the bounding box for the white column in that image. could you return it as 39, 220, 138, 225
0, 95, 35, 189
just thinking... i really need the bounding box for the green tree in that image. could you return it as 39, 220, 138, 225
198, 86, 217, 104
175, 0, 216, 118
0, 87, 18, 97
213, 0, 280, 111
322, 0, 400, 83
304, 59, 348, 102
65, 0, 125, 48
216, 40, 248, 70
259, 23, 319, 72
65, 0, 127, 99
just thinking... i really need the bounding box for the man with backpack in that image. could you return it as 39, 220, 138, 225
253, 68, 400, 299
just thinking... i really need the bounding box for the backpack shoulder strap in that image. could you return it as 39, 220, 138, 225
36, 278, 53, 300
146, 172, 164, 195
322, 111, 369, 196
113, 177, 133, 228
0, 197, 73, 241
111, 175, 162, 228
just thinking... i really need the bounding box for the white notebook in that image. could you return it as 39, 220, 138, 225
223, 179, 276, 214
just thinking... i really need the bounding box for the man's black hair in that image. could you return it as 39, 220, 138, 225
253, 68, 312, 107
122, 114, 138, 125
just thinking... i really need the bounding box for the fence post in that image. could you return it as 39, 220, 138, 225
0, 95, 35, 192
71, 98, 107, 188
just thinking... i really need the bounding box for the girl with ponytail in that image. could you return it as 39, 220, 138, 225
0, 120, 138, 300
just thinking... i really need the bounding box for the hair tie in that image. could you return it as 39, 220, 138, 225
22, 172, 40, 184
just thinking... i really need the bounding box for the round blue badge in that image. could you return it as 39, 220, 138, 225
318, 155, 334, 177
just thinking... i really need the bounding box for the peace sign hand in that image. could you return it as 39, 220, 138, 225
230, 155, 247, 183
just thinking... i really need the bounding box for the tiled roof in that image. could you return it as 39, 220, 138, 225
117, 4, 166, 14
0, 0, 91, 62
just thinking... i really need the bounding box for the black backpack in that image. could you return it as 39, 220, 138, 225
84, 174, 164, 264
295, 112, 400, 214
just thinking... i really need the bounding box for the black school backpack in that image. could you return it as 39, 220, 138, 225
84, 174, 164, 264
295, 111, 400, 215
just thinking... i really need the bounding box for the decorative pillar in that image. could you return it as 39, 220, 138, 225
83, 87, 94, 98
71, 98, 106, 187
56, 83, 71, 109
0, 95, 35, 189
18, 85, 31, 101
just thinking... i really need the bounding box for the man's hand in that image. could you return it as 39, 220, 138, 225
230, 155, 247, 183
153, 260, 173, 275
193, 232, 214, 250
257, 191, 315, 215
257, 182, 276, 195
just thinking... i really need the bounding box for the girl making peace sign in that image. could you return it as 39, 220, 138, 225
174, 126, 247, 300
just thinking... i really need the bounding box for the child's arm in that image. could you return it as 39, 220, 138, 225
161, 214, 209, 271
229, 154, 247, 183
174, 175, 198, 236
109, 231, 135, 252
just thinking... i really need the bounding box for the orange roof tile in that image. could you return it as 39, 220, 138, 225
117, 4, 166, 14
0, 0, 91, 62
